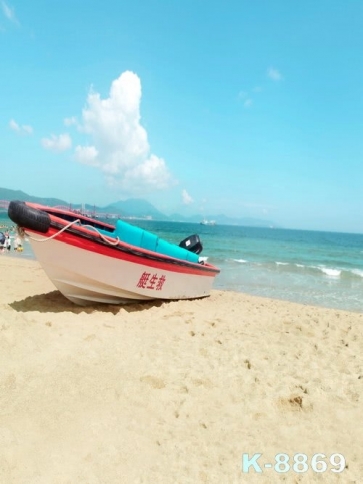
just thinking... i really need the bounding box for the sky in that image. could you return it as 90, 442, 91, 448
1, 0, 363, 233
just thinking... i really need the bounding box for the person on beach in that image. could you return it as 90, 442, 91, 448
0, 232, 5, 253
14, 235, 23, 252
6, 234, 11, 252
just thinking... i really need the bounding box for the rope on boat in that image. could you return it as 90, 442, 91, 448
25, 219, 81, 241
25, 219, 120, 246
82, 224, 120, 246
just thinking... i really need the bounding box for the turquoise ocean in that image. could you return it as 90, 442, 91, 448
2, 216, 363, 313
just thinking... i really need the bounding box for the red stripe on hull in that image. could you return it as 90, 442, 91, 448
27, 223, 219, 277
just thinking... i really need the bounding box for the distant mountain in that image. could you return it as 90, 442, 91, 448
0, 188, 169, 220
0, 187, 66, 207
104, 198, 168, 220
0, 187, 276, 227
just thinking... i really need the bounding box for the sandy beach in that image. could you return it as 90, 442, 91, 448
0, 255, 362, 483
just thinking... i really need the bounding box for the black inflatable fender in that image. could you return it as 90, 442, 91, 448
8, 200, 51, 233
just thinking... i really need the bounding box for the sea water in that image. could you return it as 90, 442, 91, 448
126, 221, 363, 313
2, 216, 363, 312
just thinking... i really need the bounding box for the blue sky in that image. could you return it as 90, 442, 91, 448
1, 1, 362, 232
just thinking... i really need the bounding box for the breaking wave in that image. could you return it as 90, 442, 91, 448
227, 258, 363, 281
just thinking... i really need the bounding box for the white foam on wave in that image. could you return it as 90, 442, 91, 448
276, 261, 289, 266
233, 258, 247, 263
351, 269, 363, 278
320, 267, 341, 277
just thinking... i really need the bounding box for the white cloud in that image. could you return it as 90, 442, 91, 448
120, 155, 172, 190
74, 145, 99, 165
9, 119, 19, 131
238, 91, 248, 100
9, 119, 33, 134
74, 71, 173, 193
41, 133, 72, 152
238, 91, 253, 108
182, 189, 193, 205
1, 1, 19, 25
267, 67, 283, 81
64, 116, 77, 127
22, 125, 32, 134
238, 88, 258, 108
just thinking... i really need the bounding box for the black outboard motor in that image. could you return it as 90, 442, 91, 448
179, 234, 203, 255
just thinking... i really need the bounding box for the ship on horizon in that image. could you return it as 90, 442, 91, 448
200, 219, 216, 226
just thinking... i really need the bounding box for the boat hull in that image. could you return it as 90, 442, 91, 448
8, 201, 220, 305
29, 232, 217, 305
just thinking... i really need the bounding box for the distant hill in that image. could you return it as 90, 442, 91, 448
0, 187, 276, 227
104, 198, 168, 220
0, 187, 66, 207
